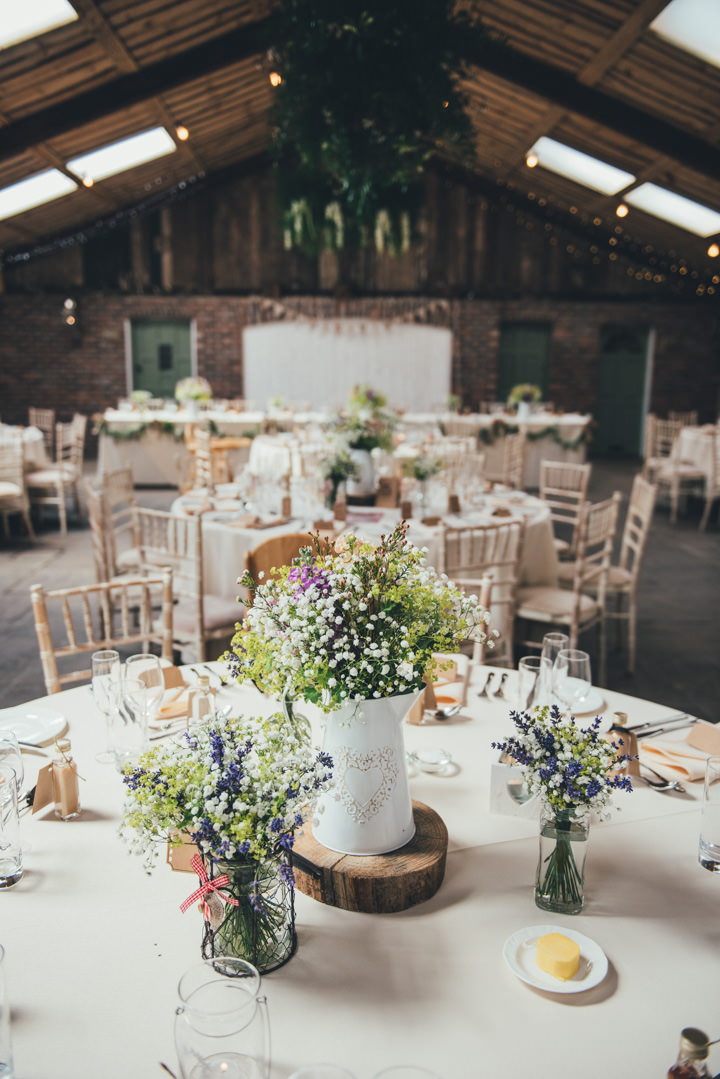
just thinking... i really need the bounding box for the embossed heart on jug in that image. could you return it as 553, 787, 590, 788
344, 765, 384, 809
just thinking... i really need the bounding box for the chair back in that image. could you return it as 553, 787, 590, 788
571, 492, 622, 604
539, 460, 592, 553
440, 518, 525, 665
30, 570, 174, 694
618, 474, 657, 581
502, 432, 526, 489
668, 410, 698, 426
650, 417, 683, 459
103, 468, 140, 575
28, 407, 55, 460
85, 483, 112, 581
192, 425, 215, 493
0, 435, 25, 490
245, 532, 313, 603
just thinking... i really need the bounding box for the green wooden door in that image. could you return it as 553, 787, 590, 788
497, 323, 551, 402
593, 325, 649, 457
130, 320, 192, 399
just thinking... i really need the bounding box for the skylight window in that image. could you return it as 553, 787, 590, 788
0, 0, 78, 51
650, 0, 720, 71
0, 170, 77, 222
526, 137, 636, 196
625, 183, 720, 237
67, 128, 177, 184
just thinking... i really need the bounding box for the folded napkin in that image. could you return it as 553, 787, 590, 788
639, 737, 709, 782
150, 687, 191, 726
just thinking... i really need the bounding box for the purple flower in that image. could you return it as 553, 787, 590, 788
287, 562, 332, 599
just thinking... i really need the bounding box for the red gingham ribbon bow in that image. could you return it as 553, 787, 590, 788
180, 853, 240, 920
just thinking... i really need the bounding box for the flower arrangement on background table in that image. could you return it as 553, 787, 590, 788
120, 710, 333, 970
224, 521, 490, 712
336, 383, 396, 453
322, 449, 360, 508
507, 383, 542, 407
492, 705, 633, 914
175, 376, 212, 403
401, 455, 444, 483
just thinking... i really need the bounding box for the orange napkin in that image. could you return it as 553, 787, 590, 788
639, 736, 709, 782
150, 687, 191, 725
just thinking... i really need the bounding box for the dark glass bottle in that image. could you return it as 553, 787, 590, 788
668, 1028, 711, 1078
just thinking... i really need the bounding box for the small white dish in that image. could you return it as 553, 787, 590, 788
0, 703, 68, 745
408, 747, 452, 774
503, 924, 608, 994
572, 686, 605, 715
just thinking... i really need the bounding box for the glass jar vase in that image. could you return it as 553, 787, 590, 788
534, 805, 590, 915
202, 856, 297, 974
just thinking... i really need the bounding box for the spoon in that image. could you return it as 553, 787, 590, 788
431, 704, 461, 720
637, 764, 686, 793
477, 671, 494, 698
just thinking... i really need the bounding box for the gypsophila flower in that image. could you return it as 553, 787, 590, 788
223, 521, 491, 712
491, 704, 634, 819
119, 710, 333, 874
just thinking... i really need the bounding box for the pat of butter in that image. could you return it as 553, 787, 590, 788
535, 933, 580, 980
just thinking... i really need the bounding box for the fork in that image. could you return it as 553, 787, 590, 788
477, 671, 494, 698
493, 672, 509, 699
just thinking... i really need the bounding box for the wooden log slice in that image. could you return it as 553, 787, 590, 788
291, 801, 448, 914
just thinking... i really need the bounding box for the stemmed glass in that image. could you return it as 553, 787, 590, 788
540, 632, 569, 708
0, 730, 24, 795
552, 649, 592, 716
112, 654, 164, 770
91, 649, 122, 764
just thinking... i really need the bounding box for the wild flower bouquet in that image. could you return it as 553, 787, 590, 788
175, 376, 212, 403
402, 455, 444, 482
322, 449, 360, 507
224, 521, 490, 712
507, 382, 542, 406
337, 383, 396, 452
121, 711, 333, 968
492, 705, 633, 912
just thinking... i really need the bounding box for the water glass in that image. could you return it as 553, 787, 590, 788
517, 656, 543, 711
540, 632, 569, 707
552, 649, 592, 716
174, 957, 270, 1079
698, 755, 720, 872
0, 944, 14, 1079
112, 678, 151, 770
0, 763, 22, 890
0, 732, 23, 795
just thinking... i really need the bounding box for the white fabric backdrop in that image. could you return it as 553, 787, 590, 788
243, 319, 452, 411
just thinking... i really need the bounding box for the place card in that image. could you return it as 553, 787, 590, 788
376, 476, 400, 507
687, 720, 720, 756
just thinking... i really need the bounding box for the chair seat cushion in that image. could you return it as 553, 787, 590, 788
557, 563, 632, 592
516, 585, 598, 624
656, 461, 705, 480
115, 547, 142, 572
0, 482, 23, 498
173, 594, 245, 637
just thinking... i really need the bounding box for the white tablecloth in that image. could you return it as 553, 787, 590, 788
170, 494, 559, 610
672, 425, 717, 485
2, 667, 716, 1078
0, 424, 47, 470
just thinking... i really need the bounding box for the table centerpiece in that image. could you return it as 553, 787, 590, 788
175, 376, 213, 419
120, 710, 333, 971
507, 382, 542, 423
335, 384, 396, 496
492, 706, 633, 914
224, 522, 491, 855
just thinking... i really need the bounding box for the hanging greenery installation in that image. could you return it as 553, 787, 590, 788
269, 0, 486, 254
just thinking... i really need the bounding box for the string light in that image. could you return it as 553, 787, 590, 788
81, 175, 94, 188
616, 203, 629, 218
707, 243, 719, 258
176, 126, 189, 141
525, 152, 538, 168
269, 71, 282, 87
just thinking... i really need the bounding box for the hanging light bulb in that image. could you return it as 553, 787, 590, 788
81, 175, 94, 188
269, 71, 282, 87
525, 152, 539, 169
616, 203, 629, 218
707, 242, 719, 258
176, 125, 189, 141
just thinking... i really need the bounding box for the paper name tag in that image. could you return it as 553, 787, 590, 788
686, 720, 720, 756
32, 763, 55, 814
167, 831, 199, 873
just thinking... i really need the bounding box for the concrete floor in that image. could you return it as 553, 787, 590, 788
1, 459, 718, 719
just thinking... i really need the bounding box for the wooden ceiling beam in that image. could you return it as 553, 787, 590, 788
461, 35, 720, 179
0, 15, 276, 163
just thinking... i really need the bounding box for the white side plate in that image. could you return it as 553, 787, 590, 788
503, 924, 608, 994
0, 704, 67, 745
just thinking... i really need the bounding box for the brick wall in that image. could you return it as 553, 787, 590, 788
1, 292, 717, 445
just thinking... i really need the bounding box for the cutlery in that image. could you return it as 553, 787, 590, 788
636, 764, 686, 793
626, 713, 691, 734
477, 671, 494, 698
493, 672, 509, 699
431, 704, 461, 720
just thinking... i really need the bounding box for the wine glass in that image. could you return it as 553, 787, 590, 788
91, 649, 121, 763
125, 654, 164, 721
113, 678, 151, 770
552, 649, 592, 716
540, 632, 569, 707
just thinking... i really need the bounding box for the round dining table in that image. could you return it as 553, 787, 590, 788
0, 665, 716, 1078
